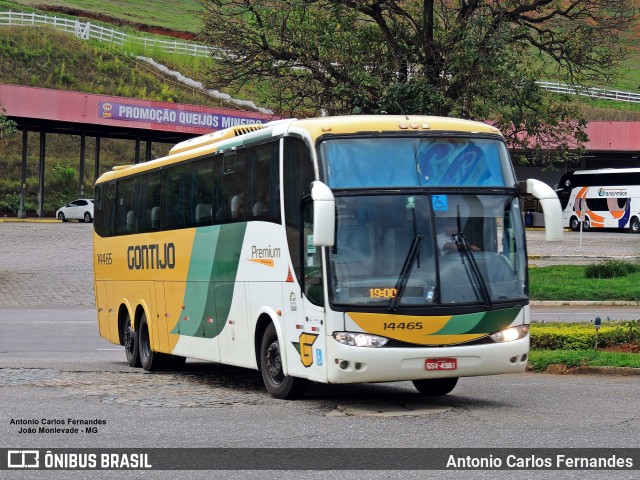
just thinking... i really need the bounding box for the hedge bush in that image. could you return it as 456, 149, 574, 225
584, 260, 640, 279
530, 321, 640, 350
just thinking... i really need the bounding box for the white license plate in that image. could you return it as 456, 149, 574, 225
424, 358, 457, 371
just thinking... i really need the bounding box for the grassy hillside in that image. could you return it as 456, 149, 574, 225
0, 27, 217, 103
0, 0, 202, 35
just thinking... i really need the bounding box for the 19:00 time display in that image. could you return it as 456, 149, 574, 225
369, 288, 397, 298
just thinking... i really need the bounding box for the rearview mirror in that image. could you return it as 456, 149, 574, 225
526, 178, 563, 242
311, 181, 335, 247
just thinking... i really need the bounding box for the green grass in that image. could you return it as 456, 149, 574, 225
528, 349, 640, 371
0, 27, 220, 105
528, 264, 640, 301
1, 0, 203, 34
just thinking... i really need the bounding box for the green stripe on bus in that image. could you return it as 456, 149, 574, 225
173, 223, 247, 338
433, 307, 520, 335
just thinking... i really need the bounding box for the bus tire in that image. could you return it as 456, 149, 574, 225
570, 216, 580, 232
123, 312, 141, 368
582, 217, 591, 231
412, 377, 458, 396
138, 312, 164, 372
260, 323, 308, 399
630, 217, 640, 234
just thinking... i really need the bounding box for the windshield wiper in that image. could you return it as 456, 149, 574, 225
388, 235, 423, 312
453, 232, 492, 308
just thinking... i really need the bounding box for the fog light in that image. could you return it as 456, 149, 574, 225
490, 325, 529, 343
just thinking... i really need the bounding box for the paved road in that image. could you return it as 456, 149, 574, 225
0, 222, 94, 307
1, 222, 639, 478
1, 306, 640, 479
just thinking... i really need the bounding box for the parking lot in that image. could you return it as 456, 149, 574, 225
0, 221, 638, 307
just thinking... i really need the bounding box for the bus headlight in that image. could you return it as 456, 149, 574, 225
490, 324, 529, 343
333, 332, 389, 347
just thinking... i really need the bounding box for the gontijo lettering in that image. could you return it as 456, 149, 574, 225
127, 243, 175, 270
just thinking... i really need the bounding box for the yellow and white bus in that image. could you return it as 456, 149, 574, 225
93, 115, 563, 399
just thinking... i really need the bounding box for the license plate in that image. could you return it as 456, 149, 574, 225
424, 358, 457, 371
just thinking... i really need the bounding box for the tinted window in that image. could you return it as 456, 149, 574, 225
247, 141, 280, 222
219, 150, 246, 222
116, 177, 139, 235
186, 157, 215, 227
161, 164, 187, 230
138, 171, 161, 233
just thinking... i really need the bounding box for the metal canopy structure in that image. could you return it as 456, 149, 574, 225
0, 84, 276, 218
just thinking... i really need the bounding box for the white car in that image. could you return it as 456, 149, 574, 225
56, 199, 94, 223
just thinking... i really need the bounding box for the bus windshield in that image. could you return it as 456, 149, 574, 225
319, 137, 516, 188
328, 193, 527, 308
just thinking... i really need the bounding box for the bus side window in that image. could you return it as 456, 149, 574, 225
247, 141, 280, 221
161, 164, 186, 230
116, 177, 139, 235
138, 171, 161, 232
283, 137, 315, 283
106, 182, 116, 237
302, 200, 323, 306
221, 150, 246, 222
186, 157, 214, 227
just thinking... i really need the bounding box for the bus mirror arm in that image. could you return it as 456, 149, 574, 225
525, 178, 564, 242
311, 181, 335, 247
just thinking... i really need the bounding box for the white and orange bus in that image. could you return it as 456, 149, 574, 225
558, 168, 640, 233
93, 115, 562, 399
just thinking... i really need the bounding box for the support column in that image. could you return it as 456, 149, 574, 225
135, 137, 141, 164
38, 132, 46, 218
18, 128, 28, 219
145, 140, 152, 162
94, 136, 101, 181
79, 133, 86, 197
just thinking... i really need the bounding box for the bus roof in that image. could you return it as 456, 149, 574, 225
95, 115, 502, 185
288, 115, 501, 139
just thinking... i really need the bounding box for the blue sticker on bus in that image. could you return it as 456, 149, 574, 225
315, 348, 323, 366
432, 195, 448, 211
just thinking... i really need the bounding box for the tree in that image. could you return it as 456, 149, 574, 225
200, 0, 638, 165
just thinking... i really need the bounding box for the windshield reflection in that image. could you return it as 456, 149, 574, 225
328, 194, 526, 308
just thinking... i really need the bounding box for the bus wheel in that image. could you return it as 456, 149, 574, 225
412, 377, 458, 396
260, 323, 308, 399
630, 217, 640, 234
570, 216, 580, 231
123, 312, 141, 368
138, 313, 163, 372
582, 218, 591, 231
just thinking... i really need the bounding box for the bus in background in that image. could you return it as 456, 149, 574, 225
557, 168, 640, 233
93, 115, 563, 399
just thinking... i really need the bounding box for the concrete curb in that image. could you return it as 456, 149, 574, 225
538, 364, 640, 376
0, 218, 59, 223
528, 254, 640, 261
